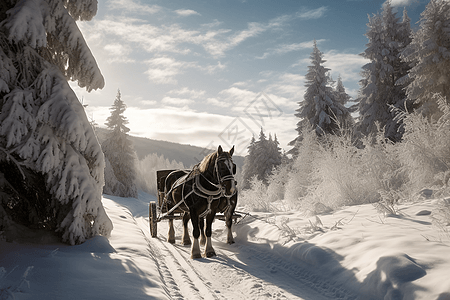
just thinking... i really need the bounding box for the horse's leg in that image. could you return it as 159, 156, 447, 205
190, 211, 202, 259
204, 213, 216, 258
225, 210, 235, 244
199, 217, 206, 246
182, 212, 191, 245
167, 218, 175, 244
226, 194, 237, 244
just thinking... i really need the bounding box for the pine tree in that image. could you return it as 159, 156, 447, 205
334, 75, 351, 106
290, 40, 352, 150
357, 2, 412, 142
102, 90, 137, 198
242, 136, 257, 189
401, 0, 450, 120
242, 129, 283, 188
0, 0, 112, 245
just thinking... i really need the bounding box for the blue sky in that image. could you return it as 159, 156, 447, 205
72, 0, 428, 156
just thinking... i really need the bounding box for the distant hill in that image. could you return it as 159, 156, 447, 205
95, 127, 245, 169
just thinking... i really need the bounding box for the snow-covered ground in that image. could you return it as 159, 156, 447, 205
1, 192, 449, 300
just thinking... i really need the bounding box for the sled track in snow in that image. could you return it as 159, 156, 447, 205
213, 235, 357, 300
139, 217, 220, 300
138, 216, 356, 300
154, 233, 221, 300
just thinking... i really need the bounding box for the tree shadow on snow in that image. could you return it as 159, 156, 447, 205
0, 236, 167, 300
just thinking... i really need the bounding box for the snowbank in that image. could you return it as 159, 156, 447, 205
1, 194, 449, 299
233, 199, 450, 299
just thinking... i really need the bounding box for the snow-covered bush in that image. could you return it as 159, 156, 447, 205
0, 0, 112, 245
244, 124, 407, 215
397, 95, 450, 192
240, 176, 276, 212
135, 153, 185, 196
284, 129, 321, 209
284, 127, 404, 214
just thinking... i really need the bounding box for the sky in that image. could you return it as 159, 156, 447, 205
71, 0, 429, 156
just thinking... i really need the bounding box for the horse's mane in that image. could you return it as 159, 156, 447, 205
197, 151, 217, 173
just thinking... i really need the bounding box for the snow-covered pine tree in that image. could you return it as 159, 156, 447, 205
253, 129, 270, 184
241, 129, 283, 188
0, 0, 112, 245
102, 90, 137, 198
242, 136, 257, 189
401, 0, 450, 120
357, 2, 412, 142
290, 40, 352, 149
334, 75, 351, 106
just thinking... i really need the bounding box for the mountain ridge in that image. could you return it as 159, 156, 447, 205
95, 127, 245, 169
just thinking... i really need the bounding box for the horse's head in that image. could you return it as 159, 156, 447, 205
215, 145, 236, 197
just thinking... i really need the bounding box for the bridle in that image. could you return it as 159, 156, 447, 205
214, 155, 236, 193
195, 154, 236, 198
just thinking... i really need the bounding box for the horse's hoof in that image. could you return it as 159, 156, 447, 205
191, 253, 202, 259
168, 238, 176, 244
205, 251, 216, 258
182, 240, 191, 246
227, 240, 235, 245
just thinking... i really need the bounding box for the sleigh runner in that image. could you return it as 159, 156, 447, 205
149, 146, 240, 258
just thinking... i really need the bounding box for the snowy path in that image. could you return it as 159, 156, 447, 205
116, 194, 356, 300
2, 193, 448, 299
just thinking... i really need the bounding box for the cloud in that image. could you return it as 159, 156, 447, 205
389, 0, 416, 7
219, 87, 258, 103
168, 87, 206, 99
200, 8, 323, 57
206, 97, 231, 108
203, 22, 267, 57
84, 5, 329, 60
108, 0, 161, 14
85, 100, 296, 154
323, 50, 368, 82
144, 56, 196, 84
103, 43, 135, 63
202, 61, 226, 73
140, 100, 158, 106
161, 96, 194, 106
296, 6, 328, 20
258, 39, 325, 59
175, 9, 201, 16
90, 18, 195, 54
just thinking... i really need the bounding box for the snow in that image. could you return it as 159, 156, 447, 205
1, 192, 450, 299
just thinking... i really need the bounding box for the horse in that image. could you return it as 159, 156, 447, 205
164, 145, 237, 259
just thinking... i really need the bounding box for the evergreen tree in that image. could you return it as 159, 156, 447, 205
102, 90, 137, 198
242, 136, 257, 189
357, 2, 412, 142
289, 40, 352, 152
242, 129, 283, 188
334, 75, 351, 106
401, 0, 450, 120
0, 0, 112, 245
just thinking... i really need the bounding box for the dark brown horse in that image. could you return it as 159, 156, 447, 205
164, 145, 237, 258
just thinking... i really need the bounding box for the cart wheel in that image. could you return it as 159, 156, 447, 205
149, 202, 158, 238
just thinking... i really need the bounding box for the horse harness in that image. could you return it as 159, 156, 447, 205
163, 156, 236, 218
